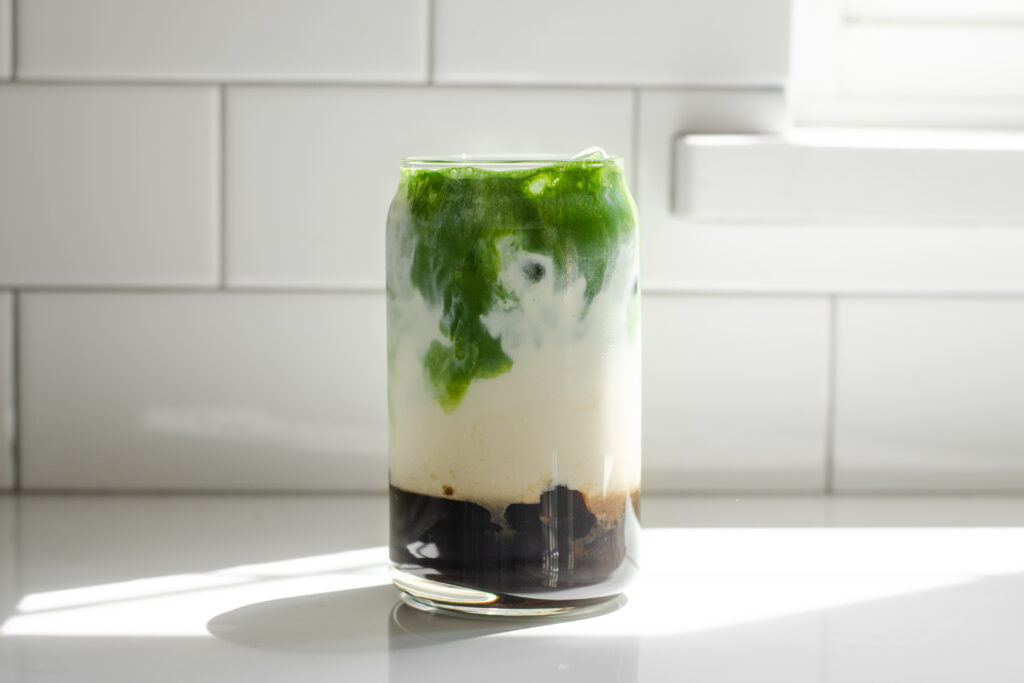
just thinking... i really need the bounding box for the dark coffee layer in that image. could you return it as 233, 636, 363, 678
390, 484, 639, 598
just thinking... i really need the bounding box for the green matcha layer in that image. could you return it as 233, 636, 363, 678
387, 157, 638, 413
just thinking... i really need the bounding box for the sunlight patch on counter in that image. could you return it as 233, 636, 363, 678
2, 547, 391, 637
501, 527, 1024, 638
5, 527, 1024, 639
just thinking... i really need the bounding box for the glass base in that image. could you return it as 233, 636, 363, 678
391, 567, 625, 618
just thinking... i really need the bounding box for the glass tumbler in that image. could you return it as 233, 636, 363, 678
386, 153, 640, 616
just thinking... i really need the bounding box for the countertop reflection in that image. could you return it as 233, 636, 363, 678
2, 493, 1024, 682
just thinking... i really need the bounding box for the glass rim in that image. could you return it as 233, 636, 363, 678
401, 153, 624, 171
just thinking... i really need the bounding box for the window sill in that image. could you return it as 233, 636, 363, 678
636, 129, 1024, 293
674, 129, 1024, 225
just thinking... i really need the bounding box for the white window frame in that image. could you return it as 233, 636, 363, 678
789, 0, 1024, 130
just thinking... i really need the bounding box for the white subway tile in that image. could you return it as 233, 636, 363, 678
0, 0, 10, 78
227, 86, 632, 288
635, 89, 789, 290
642, 295, 830, 492
0, 85, 217, 286
0, 293, 11, 489
835, 298, 1024, 491
434, 0, 789, 86
19, 0, 427, 82
20, 292, 387, 490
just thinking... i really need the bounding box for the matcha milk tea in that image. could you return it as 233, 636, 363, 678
386, 151, 640, 615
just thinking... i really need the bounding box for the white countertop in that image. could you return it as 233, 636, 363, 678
2, 494, 1024, 682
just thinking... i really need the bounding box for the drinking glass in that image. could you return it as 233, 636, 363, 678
386, 152, 641, 616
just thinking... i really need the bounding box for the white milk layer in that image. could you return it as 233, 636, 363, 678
387, 230, 641, 514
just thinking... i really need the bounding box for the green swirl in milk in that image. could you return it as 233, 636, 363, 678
387, 158, 638, 413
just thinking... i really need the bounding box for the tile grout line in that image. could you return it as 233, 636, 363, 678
218, 84, 228, 289
9, 0, 16, 78
15, 488, 392, 497
3, 285, 388, 295
824, 295, 839, 494
10, 291, 20, 491
425, 0, 435, 85
668, 110, 680, 215
2, 77, 783, 92
630, 88, 640, 197
6, 285, 1024, 298
647, 290, 1024, 299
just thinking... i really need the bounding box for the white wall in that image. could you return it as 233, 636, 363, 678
1, 0, 1020, 493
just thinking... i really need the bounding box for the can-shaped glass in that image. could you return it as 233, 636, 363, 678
386, 154, 641, 616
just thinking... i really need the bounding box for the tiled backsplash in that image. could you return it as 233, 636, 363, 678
0, 85, 217, 286
430, 0, 790, 86
835, 298, 1024, 492
19, 292, 386, 490
0, 293, 11, 489
1, 0, 1021, 492
225, 86, 634, 288
643, 295, 830, 492
16, 0, 429, 82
